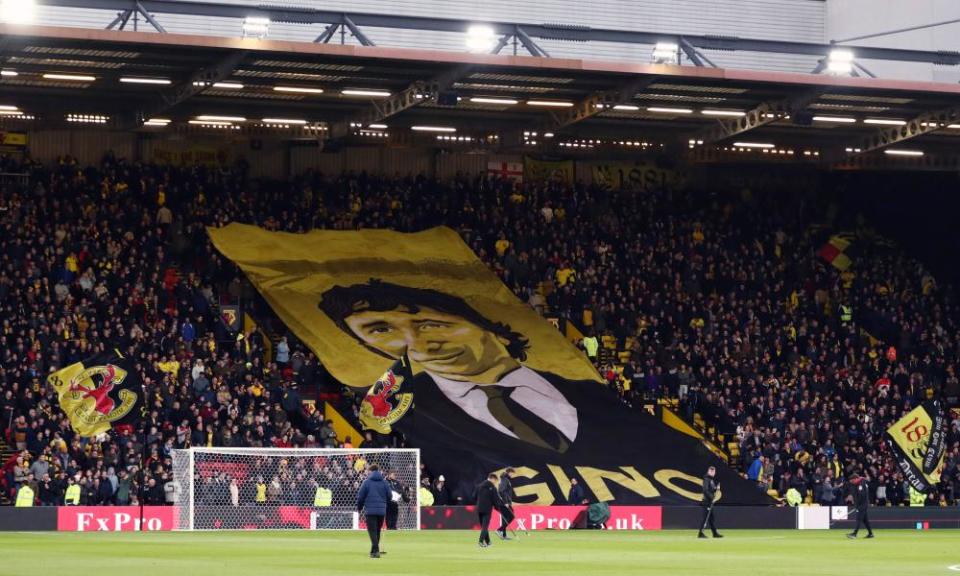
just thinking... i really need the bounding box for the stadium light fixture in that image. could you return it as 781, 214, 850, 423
465, 24, 497, 53
813, 115, 856, 123
43, 73, 96, 82
949, 124, 960, 129
0, 110, 25, 116
212, 82, 244, 90
827, 49, 854, 75
196, 115, 246, 122
262, 118, 307, 124
147, 118, 170, 124
647, 106, 694, 114
470, 97, 519, 105
0, 105, 18, 111
144, 121, 169, 127
703, 109, 746, 117
733, 142, 775, 148
242, 16, 270, 39
863, 118, 906, 126
613, 104, 640, 111
652, 42, 679, 65
527, 100, 574, 107
188, 119, 233, 126
367, 124, 388, 129
342, 89, 391, 98
411, 125, 456, 133
120, 77, 171, 85
884, 149, 923, 157
274, 86, 324, 94
0, 0, 35, 24
1, 70, 18, 77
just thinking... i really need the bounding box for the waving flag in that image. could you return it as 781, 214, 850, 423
359, 354, 415, 434
885, 400, 947, 493
48, 351, 144, 437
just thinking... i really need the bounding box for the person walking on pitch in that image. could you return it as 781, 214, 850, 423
698, 466, 723, 539
846, 473, 875, 539
476, 473, 505, 548
497, 467, 517, 539
357, 464, 391, 558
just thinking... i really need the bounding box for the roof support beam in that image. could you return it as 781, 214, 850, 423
852, 107, 960, 154
679, 38, 717, 68
342, 16, 375, 47
314, 23, 339, 44
329, 64, 471, 139
130, 49, 247, 128
41, 0, 960, 68
695, 89, 821, 144
547, 76, 657, 131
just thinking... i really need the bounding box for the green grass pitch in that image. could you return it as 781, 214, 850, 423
3, 530, 958, 575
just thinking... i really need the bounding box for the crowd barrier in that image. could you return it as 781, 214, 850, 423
2, 505, 959, 531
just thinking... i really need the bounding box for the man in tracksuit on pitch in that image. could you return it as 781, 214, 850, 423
476, 473, 504, 548
846, 473, 875, 539
357, 464, 391, 558
698, 466, 723, 539
497, 467, 516, 540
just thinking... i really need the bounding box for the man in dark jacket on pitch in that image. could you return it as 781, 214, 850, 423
476, 473, 504, 548
497, 468, 516, 539
698, 466, 723, 539
357, 464, 391, 558
846, 473, 874, 539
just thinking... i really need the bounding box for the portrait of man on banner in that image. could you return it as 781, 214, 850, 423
208, 223, 769, 506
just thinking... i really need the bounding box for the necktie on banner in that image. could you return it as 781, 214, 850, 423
48, 351, 145, 438
359, 354, 415, 434
478, 385, 569, 453
885, 400, 948, 493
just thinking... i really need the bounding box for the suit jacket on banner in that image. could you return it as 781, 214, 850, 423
397, 370, 769, 505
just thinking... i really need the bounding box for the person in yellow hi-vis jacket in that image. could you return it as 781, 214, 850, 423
15, 484, 35, 507
64, 477, 81, 505
909, 486, 925, 507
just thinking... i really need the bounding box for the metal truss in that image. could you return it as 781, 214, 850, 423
131, 49, 248, 128
328, 65, 471, 139
37, 0, 960, 70
696, 89, 822, 144
547, 76, 657, 131
105, 0, 166, 32
852, 107, 960, 154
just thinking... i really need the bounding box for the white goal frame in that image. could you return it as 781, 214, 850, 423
171, 447, 421, 531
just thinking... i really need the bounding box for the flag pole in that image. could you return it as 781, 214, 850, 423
139, 421, 148, 531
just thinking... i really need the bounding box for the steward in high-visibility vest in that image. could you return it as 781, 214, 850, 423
909, 486, 925, 507
15, 485, 35, 507
255, 480, 267, 504
314, 485, 332, 507
65, 482, 81, 505
418, 486, 435, 506
785, 487, 802, 507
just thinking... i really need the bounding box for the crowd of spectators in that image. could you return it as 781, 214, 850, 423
1, 152, 958, 508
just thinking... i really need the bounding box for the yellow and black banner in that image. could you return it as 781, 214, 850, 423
208, 223, 770, 505
48, 351, 144, 437
885, 400, 947, 493
524, 157, 574, 185
591, 161, 685, 193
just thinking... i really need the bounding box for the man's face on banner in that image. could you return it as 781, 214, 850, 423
344, 305, 517, 382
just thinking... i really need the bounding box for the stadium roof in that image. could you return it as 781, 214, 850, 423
1, 23, 959, 166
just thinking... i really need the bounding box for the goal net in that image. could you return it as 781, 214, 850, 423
170, 447, 420, 531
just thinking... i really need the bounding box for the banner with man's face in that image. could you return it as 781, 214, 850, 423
208, 223, 600, 387
209, 223, 771, 506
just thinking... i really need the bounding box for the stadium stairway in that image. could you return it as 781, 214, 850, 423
0, 438, 15, 505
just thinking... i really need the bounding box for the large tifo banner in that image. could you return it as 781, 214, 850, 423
209, 224, 768, 505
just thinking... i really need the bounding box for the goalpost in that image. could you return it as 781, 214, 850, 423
170, 447, 420, 531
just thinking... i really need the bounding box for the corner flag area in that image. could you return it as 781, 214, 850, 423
3, 530, 957, 576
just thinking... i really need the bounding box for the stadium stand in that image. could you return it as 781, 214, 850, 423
1, 153, 958, 507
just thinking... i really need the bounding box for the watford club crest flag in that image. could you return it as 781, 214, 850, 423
220, 304, 241, 332
48, 351, 145, 437
885, 400, 948, 493
359, 355, 415, 434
